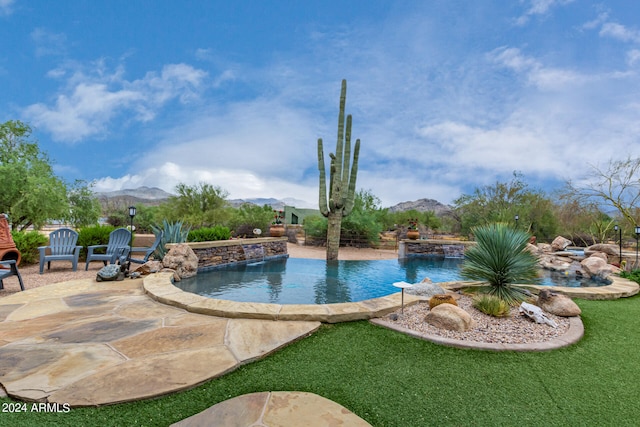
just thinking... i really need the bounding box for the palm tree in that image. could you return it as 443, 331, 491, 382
461, 222, 540, 305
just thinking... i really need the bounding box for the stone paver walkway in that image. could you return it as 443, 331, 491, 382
0, 278, 319, 406
171, 391, 372, 427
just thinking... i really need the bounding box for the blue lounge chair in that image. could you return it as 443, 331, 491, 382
85, 228, 131, 270
0, 259, 24, 291
38, 228, 82, 274
129, 231, 164, 264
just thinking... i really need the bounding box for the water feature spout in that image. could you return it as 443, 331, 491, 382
242, 243, 266, 265
442, 244, 465, 258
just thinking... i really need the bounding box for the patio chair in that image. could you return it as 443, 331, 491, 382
129, 231, 164, 264
38, 228, 82, 274
0, 259, 25, 291
85, 228, 132, 270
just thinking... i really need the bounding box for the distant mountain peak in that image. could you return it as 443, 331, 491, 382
388, 198, 452, 215
94, 187, 173, 200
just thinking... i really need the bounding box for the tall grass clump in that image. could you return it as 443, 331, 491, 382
461, 222, 539, 305
472, 294, 511, 317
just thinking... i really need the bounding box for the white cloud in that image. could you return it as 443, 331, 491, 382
600, 22, 640, 44
515, 0, 576, 26
22, 62, 209, 142
31, 28, 67, 57
489, 47, 592, 90
628, 49, 640, 66
93, 97, 323, 206
0, 0, 14, 16
582, 12, 608, 30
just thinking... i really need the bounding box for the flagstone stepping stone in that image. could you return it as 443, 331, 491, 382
0, 279, 321, 406
171, 391, 372, 427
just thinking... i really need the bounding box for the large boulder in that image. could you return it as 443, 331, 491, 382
537, 289, 581, 317
589, 251, 608, 262
538, 255, 572, 272
424, 303, 473, 332
580, 256, 608, 277
405, 280, 446, 298
551, 236, 572, 252
584, 244, 619, 258
162, 244, 199, 279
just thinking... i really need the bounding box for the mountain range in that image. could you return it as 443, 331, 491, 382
94, 187, 453, 214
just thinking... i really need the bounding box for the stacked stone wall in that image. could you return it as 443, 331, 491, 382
182, 238, 288, 270
399, 239, 475, 259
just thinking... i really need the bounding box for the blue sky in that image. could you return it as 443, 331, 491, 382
1, 1, 639, 208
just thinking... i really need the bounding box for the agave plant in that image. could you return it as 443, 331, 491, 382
461, 222, 539, 305
151, 220, 191, 260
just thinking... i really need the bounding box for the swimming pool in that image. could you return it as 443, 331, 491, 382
175, 257, 608, 305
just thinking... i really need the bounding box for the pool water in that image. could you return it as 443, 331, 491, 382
176, 257, 608, 305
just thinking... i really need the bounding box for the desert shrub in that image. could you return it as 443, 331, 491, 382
302, 215, 328, 246
472, 294, 511, 317
188, 226, 231, 242
620, 269, 640, 285
11, 230, 48, 264
461, 222, 540, 305
151, 220, 190, 259
77, 225, 115, 259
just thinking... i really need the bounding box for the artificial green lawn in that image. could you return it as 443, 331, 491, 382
1, 295, 639, 427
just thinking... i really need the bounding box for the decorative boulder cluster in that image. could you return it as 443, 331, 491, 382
531, 236, 621, 281
127, 244, 199, 281
161, 244, 198, 279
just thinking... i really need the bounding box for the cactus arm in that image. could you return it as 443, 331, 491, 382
341, 114, 352, 207
334, 80, 347, 187
343, 138, 360, 216
317, 138, 329, 217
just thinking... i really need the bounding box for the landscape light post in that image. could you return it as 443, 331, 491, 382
614, 225, 622, 265
635, 226, 640, 268
514, 214, 519, 228
128, 206, 136, 272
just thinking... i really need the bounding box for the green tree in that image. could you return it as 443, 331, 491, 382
227, 203, 273, 237
0, 120, 68, 231
158, 182, 230, 227
564, 156, 640, 230
554, 193, 613, 245
383, 209, 441, 232
66, 180, 102, 228
461, 222, 540, 305
454, 172, 557, 240
341, 190, 383, 247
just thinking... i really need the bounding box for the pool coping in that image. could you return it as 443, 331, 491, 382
143, 273, 638, 323
143, 273, 424, 323
440, 275, 639, 300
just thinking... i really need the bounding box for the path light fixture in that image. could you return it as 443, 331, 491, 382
635, 226, 640, 267
514, 214, 519, 228
614, 225, 622, 264
128, 206, 136, 272
392, 281, 413, 314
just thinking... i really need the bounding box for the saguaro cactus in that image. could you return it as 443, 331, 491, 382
317, 79, 361, 261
